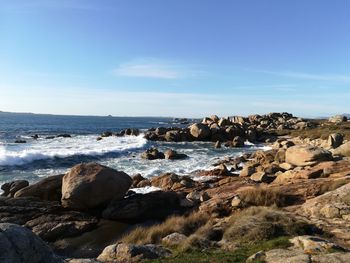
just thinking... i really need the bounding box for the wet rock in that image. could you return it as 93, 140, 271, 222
141, 148, 165, 160
61, 163, 132, 210
14, 139, 26, 143
57, 134, 71, 138
14, 174, 63, 201
214, 141, 221, 148
0, 223, 63, 263
164, 149, 188, 160
232, 136, 245, 147
101, 131, 112, 137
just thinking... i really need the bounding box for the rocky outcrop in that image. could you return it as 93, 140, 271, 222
1, 180, 29, 197
0, 197, 98, 242
301, 183, 350, 220
97, 243, 171, 263
14, 174, 63, 201
0, 223, 63, 263
61, 163, 132, 210
285, 145, 332, 166
102, 191, 184, 221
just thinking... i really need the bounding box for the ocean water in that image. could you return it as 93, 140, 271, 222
0, 112, 265, 186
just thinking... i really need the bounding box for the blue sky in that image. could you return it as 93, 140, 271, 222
1, 0, 350, 117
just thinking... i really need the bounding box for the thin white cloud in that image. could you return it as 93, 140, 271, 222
113, 63, 181, 79
253, 69, 350, 83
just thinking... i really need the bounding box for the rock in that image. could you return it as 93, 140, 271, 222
0, 197, 98, 242
1, 180, 29, 197
31, 134, 39, 139
214, 141, 221, 148
250, 172, 274, 183
218, 117, 231, 127
46, 136, 55, 139
137, 180, 151, 188
164, 130, 181, 142
101, 131, 112, 137
240, 165, 256, 177
155, 127, 168, 135
301, 182, 350, 219
164, 149, 188, 160
57, 134, 71, 138
264, 248, 310, 263
279, 162, 295, 171
61, 163, 132, 210
311, 252, 350, 263
333, 142, 350, 157
162, 232, 187, 246
97, 243, 171, 263
14, 140, 26, 143
96, 137, 102, 141
150, 173, 181, 190
285, 145, 333, 166
246, 251, 266, 262
290, 236, 345, 254
208, 115, 219, 122
131, 174, 146, 188
329, 115, 347, 123
328, 133, 344, 149
102, 191, 183, 221
14, 174, 63, 201
0, 223, 63, 263
189, 123, 211, 140
231, 196, 243, 208
141, 148, 165, 160
232, 136, 245, 147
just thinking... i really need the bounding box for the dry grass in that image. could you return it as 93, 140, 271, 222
120, 211, 210, 245
223, 206, 314, 245
179, 220, 222, 251
239, 187, 293, 207
274, 120, 350, 141
317, 179, 349, 196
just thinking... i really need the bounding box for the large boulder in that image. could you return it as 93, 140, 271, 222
332, 142, 350, 157
0, 223, 63, 263
189, 123, 211, 140
61, 163, 132, 210
285, 145, 332, 166
14, 174, 63, 201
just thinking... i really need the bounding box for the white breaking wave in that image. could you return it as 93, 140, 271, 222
0, 135, 148, 166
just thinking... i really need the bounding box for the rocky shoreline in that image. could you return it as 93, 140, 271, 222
1, 113, 350, 262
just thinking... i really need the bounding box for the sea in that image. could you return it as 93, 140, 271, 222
0, 112, 266, 188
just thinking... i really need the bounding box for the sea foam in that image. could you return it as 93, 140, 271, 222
0, 135, 148, 166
